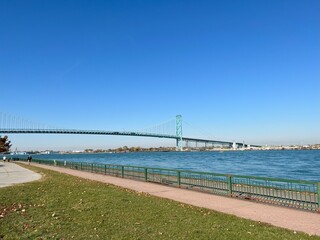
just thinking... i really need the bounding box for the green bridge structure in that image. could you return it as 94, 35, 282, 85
0, 113, 261, 150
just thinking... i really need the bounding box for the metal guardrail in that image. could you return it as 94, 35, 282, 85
27, 159, 320, 212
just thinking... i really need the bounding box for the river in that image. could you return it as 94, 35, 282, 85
15, 150, 320, 181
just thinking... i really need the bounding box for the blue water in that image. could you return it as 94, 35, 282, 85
11, 150, 320, 181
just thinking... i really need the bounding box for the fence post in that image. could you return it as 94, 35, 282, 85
144, 168, 148, 182
91, 163, 93, 172
317, 182, 320, 212
177, 171, 181, 187
227, 175, 232, 196
121, 166, 124, 178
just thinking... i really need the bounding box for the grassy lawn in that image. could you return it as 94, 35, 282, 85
0, 165, 319, 240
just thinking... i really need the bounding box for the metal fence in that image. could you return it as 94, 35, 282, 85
29, 159, 320, 212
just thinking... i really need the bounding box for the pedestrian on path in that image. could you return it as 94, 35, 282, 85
27, 155, 32, 165
3, 156, 6, 162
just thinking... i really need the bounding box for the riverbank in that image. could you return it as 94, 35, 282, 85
2, 162, 319, 238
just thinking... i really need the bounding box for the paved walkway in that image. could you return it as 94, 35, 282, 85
19, 162, 320, 236
0, 162, 41, 188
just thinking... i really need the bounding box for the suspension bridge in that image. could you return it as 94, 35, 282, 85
0, 113, 261, 150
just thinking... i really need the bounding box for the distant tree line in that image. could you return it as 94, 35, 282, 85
84, 146, 176, 153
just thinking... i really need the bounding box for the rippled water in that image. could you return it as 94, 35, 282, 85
24, 150, 320, 181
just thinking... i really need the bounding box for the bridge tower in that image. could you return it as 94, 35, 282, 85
176, 115, 183, 151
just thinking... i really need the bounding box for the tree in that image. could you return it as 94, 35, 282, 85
0, 135, 12, 153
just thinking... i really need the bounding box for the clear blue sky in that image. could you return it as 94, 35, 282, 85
1, 0, 319, 150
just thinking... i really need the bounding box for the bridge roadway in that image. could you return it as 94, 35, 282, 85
0, 129, 261, 148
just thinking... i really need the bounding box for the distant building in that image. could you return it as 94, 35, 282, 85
232, 142, 237, 150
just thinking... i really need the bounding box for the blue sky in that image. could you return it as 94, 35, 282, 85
1, 0, 319, 150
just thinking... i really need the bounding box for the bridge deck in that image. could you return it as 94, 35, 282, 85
0, 129, 261, 147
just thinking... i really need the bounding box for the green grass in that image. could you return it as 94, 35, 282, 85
0, 165, 319, 240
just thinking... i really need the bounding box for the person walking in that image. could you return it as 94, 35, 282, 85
27, 155, 32, 165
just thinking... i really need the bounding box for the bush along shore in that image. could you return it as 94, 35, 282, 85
0, 165, 318, 239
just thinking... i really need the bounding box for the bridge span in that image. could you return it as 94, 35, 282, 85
0, 114, 261, 150
0, 129, 261, 149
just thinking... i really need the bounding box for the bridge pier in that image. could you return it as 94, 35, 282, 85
176, 115, 183, 151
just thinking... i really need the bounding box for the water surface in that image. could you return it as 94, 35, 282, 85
23, 150, 320, 181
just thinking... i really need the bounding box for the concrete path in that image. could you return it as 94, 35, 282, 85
0, 162, 42, 188
22, 162, 320, 236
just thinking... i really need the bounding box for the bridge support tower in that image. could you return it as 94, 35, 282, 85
176, 115, 183, 151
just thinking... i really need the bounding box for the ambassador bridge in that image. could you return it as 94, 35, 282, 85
0, 113, 261, 150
